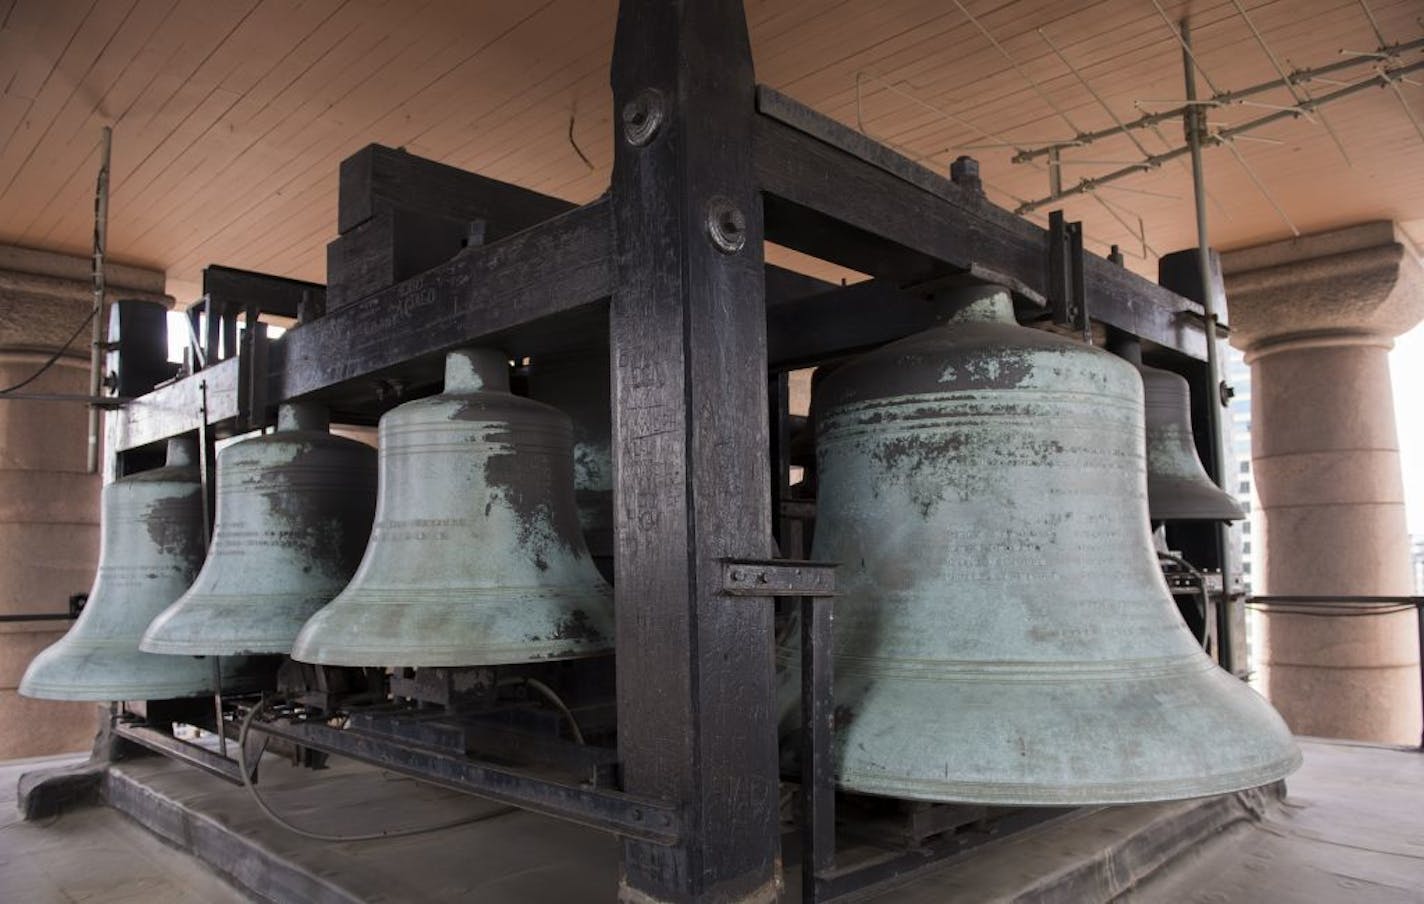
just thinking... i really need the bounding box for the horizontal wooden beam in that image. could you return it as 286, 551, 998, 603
202, 265, 323, 320
753, 87, 1208, 360
115, 200, 616, 451
338, 144, 575, 238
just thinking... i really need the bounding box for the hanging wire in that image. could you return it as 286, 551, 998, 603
237, 697, 518, 842
952, 0, 1084, 135
0, 308, 97, 395
1221, 139, 1301, 236
1229, 0, 1353, 166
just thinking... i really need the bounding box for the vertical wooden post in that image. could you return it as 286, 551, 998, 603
609, 1, 779, 901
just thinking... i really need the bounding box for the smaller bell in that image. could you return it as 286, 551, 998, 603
292, 348, 615, 667
21, 439, 230, 701
1111, 337, 1243, 522
141, 403, 377, 656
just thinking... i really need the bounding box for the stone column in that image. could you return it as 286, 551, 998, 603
0, 244, 169, 758
1222, 222, 1423, 745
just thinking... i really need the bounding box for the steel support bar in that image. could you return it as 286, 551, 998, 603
114, 722, 243, 786
1181, 20, 1237, 677
252, 717, 682, 845
752, 89, 1210, 359
801, 595, 835, 903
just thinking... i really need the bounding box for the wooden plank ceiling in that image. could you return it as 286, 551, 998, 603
0, 0, 1421, 303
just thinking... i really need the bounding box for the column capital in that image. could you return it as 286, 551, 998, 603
0, 243, 170, 353
1220, 221, 1424, 358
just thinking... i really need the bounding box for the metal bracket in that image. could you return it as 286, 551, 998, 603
1048, 210, 1088, 342
720, 559, 836, 597
236, 318, 269, 432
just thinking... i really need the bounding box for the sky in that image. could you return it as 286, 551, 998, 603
1391, 322, 1423, 536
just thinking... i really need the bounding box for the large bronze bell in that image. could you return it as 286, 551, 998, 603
141, 403, 377, 656
1111, 337, 1243, 522
21, 439, 236, 700
291, 348, 615, 667
804, 285, 1298, 805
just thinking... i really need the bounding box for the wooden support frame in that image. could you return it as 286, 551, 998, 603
103, 1, 1238, 900
607, 2, 779, 899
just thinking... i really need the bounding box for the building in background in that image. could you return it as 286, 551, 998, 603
1226, 346, 1256, 593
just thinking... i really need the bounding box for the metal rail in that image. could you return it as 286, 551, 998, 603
0, 612, 77, 623
1248, 595, 1424, 751
249, 716, 683, 845
113, 721, 245, 786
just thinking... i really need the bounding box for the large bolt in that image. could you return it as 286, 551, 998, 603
950, 155, 983, 196
705, 197, 747, 254
622, 89, 665, 147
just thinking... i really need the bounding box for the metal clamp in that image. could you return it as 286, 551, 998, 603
1048, 210, 1088, 342
720, 559, 836, 597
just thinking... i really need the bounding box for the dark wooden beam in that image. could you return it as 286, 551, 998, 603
609, 1, 780, 900
753, 87, 1210, 360
202, 265, 322, 321
115, 201, 615, 451
767, 279, 928, 369
337, 144, 574, 237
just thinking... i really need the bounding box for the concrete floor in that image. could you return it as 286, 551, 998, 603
1127, 740, 1424, 904
0, 754, 249, 903
875, 738, 1424, 903
0, 739, 1420, 902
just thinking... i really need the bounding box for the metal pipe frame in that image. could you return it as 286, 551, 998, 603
1015, 56, 1424, 215
104, 2, 1234, 899
1012, 35, 1424, 165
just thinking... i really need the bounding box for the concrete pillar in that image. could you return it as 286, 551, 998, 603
1222, 222, 1424, 745
0, 244, 169, 758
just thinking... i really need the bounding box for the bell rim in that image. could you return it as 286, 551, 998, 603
1147, 474, 1246, 521
836, 748, 1303, 806
19, 642, 218, 701
291, 642, 614, 668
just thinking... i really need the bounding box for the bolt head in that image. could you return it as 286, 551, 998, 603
705, 197, 747, 254
622, 89, 665, 147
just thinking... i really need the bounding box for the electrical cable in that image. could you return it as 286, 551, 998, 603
1157, 550, 1211, 644
0, 308, 97, 395
500, 676, 586, 745
237, 696, 517, 842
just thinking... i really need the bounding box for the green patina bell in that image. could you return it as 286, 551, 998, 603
1142, 366, 1245, 522
291, 347, 615, 667
141, 403, 377, 656
796, 285, 1298, 805
21, 438, 245, 701
1110, 335, 1244, 522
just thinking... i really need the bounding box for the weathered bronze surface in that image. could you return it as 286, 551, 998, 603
21, 439, 237, 700
1140, 364, 1244, 522
291, 348, 614, 667
141, 404, 377, 656
796, 285, 1298, 805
